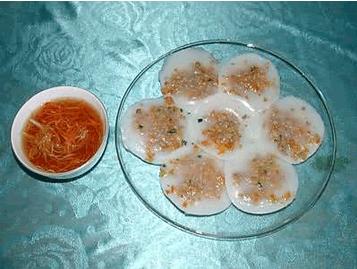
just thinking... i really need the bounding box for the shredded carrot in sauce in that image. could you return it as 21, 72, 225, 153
22, 98, 104, 173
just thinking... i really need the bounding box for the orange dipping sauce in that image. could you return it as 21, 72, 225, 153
22, 98, 104, 173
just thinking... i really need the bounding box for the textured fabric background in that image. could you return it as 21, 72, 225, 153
0, 2, 356, 268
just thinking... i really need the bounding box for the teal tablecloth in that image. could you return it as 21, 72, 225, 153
0, 2, 356, 268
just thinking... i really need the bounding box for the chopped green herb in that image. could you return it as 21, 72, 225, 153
168, 128, 177, 134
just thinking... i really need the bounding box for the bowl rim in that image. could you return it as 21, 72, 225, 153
115, 39, 337, 240
11, 85, 109, 179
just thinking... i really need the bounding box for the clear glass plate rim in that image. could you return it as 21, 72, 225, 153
115, 39, 337, 241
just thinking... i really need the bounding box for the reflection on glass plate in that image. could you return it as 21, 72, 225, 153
115, 40, 336, 240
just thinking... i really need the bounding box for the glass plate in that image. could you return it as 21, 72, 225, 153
115, 40, 336, 240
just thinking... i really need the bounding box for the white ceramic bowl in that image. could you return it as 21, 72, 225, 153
11, 86, 109, 180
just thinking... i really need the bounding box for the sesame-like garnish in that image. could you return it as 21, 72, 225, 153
134, 98, 185, 162
233, 154, 289, 204
224, 64, 272, 98
266, 108, 321, 161
161, 154, 225, 208
161, 61, 218, 100
201, 111, 241, 154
